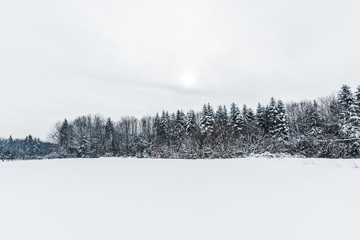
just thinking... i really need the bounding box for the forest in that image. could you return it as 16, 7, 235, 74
1, 85, 360, 160
0, 135, 52, 160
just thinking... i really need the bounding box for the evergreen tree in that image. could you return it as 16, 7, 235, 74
214, 105, 231, 157
7, 136, 14, 160
199, 103, 215, 157
305, 100, 322, 135
256, 103, 267, 134
186, 110, 197, 136
354, 86, 360, 114
105, 118, 116, 156
338, 85, 355, 119
58, 119, 72, 156
23, 135, 36, 159
276, 100, 289, 140
172, 110, 186, 152
183, 110, 200, 158
267, 97, 278, 137
160, 111, 170, 144
59, 119, 69, 146
34, 138, 42, 156
200, 103, 215, 135
241, 104, 256, 136
215, 105, 228, 130
336, 85, 360, 138
229, 103, 242, 136
153, 113, 161, 139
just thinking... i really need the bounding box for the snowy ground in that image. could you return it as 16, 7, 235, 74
1, 157, 360, 240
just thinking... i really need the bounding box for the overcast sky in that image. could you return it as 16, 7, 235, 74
1, 0, 360, 140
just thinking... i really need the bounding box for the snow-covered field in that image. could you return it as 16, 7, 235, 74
1, 158, 360, 240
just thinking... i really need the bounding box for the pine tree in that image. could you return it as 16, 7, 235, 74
105, 118, 116, 156
355, 86, 360, 114
34, 138, 42, 156
59, 119, 72, 156
246, 108, 255, 123
200, 103, 215, 135
229, 103, 242, 136
241, 104, 256, 136
337, 85, 360, 138
338, 85, 354, 118
59, 119, 69, 146
256, 103, 267, 134
153, 113, 161, 139
207, 103, 215, 129
23, 135, 36, 159
268, 97, 278, 136
214, 105, 231, 157
214, 105, 228, 138
305, 100, 322, 135
172, 110, 186, 152
183, 110, 200, 158
265, 98, 289, 140
199, 103, 215, 157
7, 136, 14, 160
160, 111, 170, 144
186, 110, 197, 136
215, 105, 228, 131
276, 100, 289, 140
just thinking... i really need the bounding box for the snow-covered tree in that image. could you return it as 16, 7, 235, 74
186, 110, 197, 136
305, 100, 322, 135
200, 103, 215, 136
276, 100, 289, 140
171, 110, 186, 152
336, 85, 360, 138
229, 103, 242, 137
267, 97, 278, 137
105, 118, 116, 156
256, 103, 267, 134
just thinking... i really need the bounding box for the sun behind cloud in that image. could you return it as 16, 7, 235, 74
180, 72, 197, 89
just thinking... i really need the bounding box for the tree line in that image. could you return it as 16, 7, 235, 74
0, 135, 53, 160
46, 85, 360, 159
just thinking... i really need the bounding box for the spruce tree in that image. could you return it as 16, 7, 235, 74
183, 109, 200, 158
7, 136, 14, 160
200, 103, 214, 135
153, 113, 161, 139
337, 85, 358, 123
276, 100, 289, 140
160, 111, 170, 144
186, 110, 197, 136
229, 103, 242, 136
305, 100, 322, 135
338, 85, 353, 110
59, 120, 68, 145
173, 110, 186, 152
105, 118, 116, 156
256, 103, 267, 134
215, 105, 228, 130
59, 119, 71, 156
355, 86, 360, 114
268, 97, 278, 137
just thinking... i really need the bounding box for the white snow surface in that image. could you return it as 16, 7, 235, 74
1, 157, 360, 240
